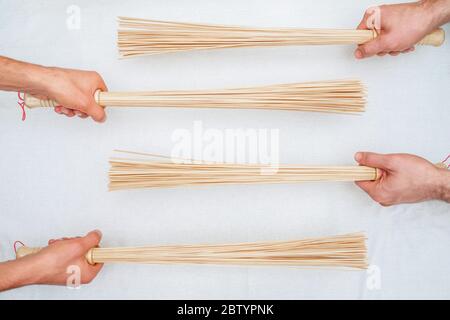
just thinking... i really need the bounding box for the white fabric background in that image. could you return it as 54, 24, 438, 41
0, 0, 449, 299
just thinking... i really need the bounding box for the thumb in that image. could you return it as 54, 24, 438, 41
355, 180, 377, 193
80, 230, 102, 251
355, 152, 392, 170
355, 36, 388, 59
86, 99, 106, 123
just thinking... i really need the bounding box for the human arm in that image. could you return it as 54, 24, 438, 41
355, 0, 450, 58
0, 56, 107, 122
354, 152, 450, 205
0, 230, 103, 291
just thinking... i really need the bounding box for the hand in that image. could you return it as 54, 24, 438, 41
42, 67, 107, 122
22, 230, 103, 286
0, 56, 107, 122
354, 152, 449, 206
354, 1, 447, 59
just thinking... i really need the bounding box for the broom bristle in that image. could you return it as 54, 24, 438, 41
92, 233, 368, 269
118, 17, 373, 57
101, 79, 366, 114
108, 151, 377, 191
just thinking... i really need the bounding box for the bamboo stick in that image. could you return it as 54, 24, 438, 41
108, 151, 379, 191
24, 79, 366, 114
117, 17, 445, 57
16, 233, 368, 269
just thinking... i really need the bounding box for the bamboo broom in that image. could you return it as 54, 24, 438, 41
108, 151, 380, 191
16, 233, 368, 269
23, 79, 366, 114
117, 17, 445, 57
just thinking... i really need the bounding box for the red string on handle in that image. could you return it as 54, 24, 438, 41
13, 240, 25, 254
442, 154, 450, 169
17, 92, 26, 121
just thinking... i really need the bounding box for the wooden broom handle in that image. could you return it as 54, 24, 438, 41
16, 246, 96, 265
419, 28, 445, 46
24, 90, 103, 109
369, 28, 445, 46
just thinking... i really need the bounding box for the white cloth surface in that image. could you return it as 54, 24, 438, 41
0, 0, 449, 299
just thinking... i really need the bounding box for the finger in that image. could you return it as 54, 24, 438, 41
54, 106, 63, 114
58, 107, 75, 117
389, 51, 400, 56
354, 152, 393, 169
84, 97, 106, 123
90, 262, 104, 273
80, 230, 102, 251
355, 37, 390, 59
48, 239, 56, 245
356, 11, 371, 30
377, 52, 388, 56
355, 180, 377, 193
58, 107, 69, 116
74, 110, 89, 118
96, 75, 108, 92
